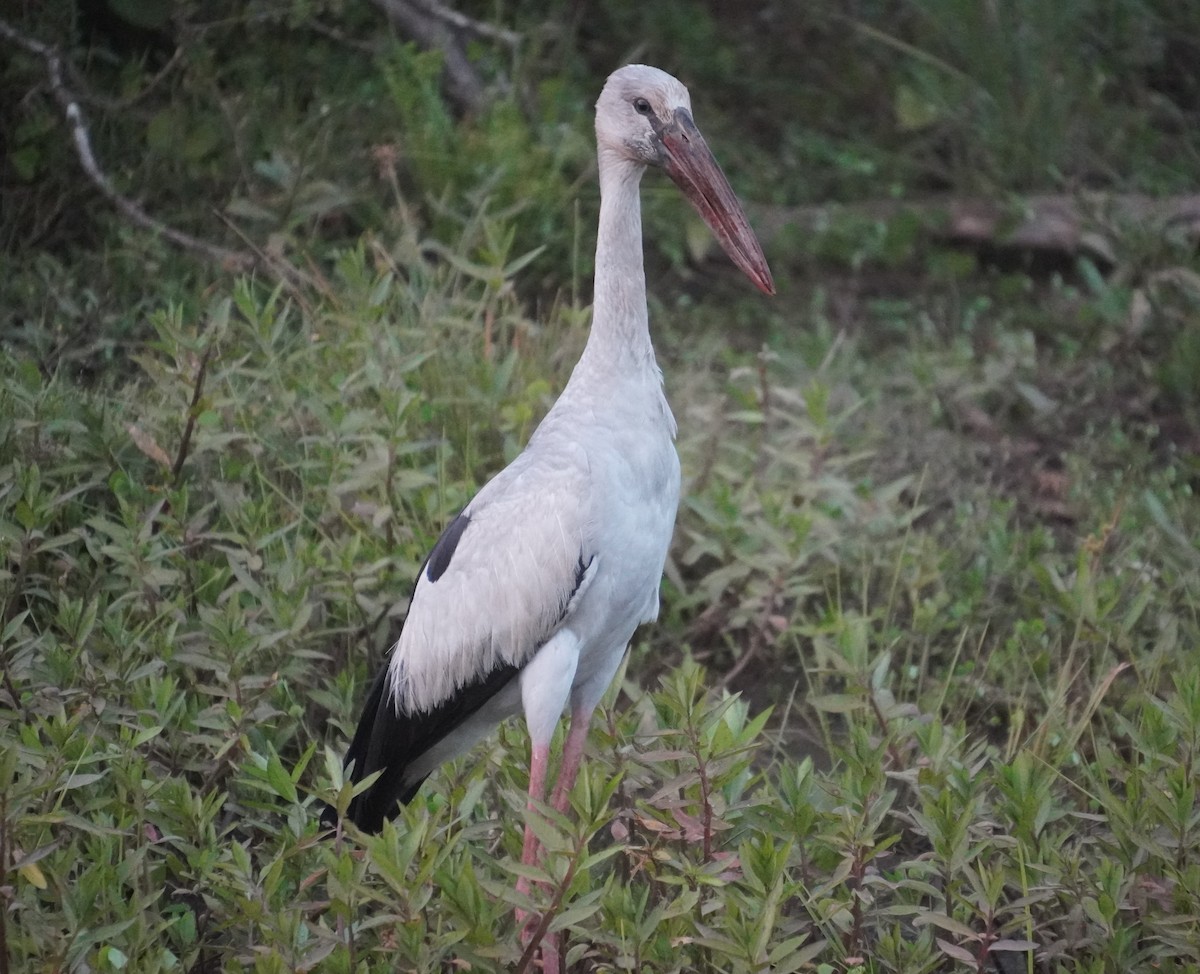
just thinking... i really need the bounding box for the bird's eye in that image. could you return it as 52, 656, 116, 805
633, 97, 653, 116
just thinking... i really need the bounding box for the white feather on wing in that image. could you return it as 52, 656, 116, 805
386, 451, 596, 715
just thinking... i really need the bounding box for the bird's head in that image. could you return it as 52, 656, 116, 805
596, 64, 775, 295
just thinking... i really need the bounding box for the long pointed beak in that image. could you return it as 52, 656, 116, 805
660, 108, 775, 295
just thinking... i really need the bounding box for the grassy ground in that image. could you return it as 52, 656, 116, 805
3, 2, 1200, 971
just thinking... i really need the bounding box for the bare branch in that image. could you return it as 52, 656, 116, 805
65, 45, 185, 112
409, 0, 521, 47
369, 0, 490, 113
172, 344, 213, 485
306, 19, 379, 55
0, 17, 254, 271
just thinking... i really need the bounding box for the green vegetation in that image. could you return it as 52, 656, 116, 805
3, 1, 1199, 971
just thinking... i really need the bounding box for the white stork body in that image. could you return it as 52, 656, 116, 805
391, 371, 679, 793
328, 67, 773, 962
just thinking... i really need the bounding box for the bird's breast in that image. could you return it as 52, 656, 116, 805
581, 425, 679, 626
535, 371, 681, 628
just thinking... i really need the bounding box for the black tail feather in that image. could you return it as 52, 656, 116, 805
322, 658, 521, 834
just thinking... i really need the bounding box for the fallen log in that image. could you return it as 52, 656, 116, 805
752, 193, 1200, 266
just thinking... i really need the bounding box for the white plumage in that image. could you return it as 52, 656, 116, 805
326, 62, 773, 968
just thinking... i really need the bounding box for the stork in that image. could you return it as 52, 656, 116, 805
325, 63, 773, 965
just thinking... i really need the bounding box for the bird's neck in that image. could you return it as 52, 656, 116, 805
578, 152, 655, 375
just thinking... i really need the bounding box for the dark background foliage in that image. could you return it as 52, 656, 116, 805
2, 1, 1199, 970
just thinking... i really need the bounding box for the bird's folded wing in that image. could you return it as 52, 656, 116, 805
387, 457, 595, 715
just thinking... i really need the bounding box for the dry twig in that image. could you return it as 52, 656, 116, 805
0, 17, 254, 271
408, 0, 521, 46
369, 0, 516, 113
171, 345, 214, 485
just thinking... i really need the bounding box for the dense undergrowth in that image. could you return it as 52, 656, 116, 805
3, 239, 1199, 970
3, 1, 1200, 971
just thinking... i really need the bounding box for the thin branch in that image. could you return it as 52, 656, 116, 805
210, 208, 315, 298
306, 19, 379, 55
513, 834, 584, 974
719, 573, 786, 692
172, 344, 213, 485
369, 0, 488, 113
409, 0, 521, 47
65, 45, 185, 112
867, 692, 906, 771
0, 18, 254, 271
0, 621, 20, 728
0, 793, 9, 974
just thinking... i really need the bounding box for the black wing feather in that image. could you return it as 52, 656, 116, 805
424, 511, 470, 582
322, 509, 592, 834
322, 653, 520, 832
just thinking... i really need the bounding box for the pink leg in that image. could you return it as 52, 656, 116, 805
515, 744, 561, 974
516, 743, 550, 903
515, 710, 595, 973
550, 706, 594, 814
534, 709, 595, 974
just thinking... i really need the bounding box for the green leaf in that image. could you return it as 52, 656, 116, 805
109, 0, 173, 28
266, 750, 298, 803
894, 84, 941, 131
10, 145, 40, 182
18, 862, 48, 890
808, 693, 868, 714
146, 109, 182, 154
101, 945, 129, 970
